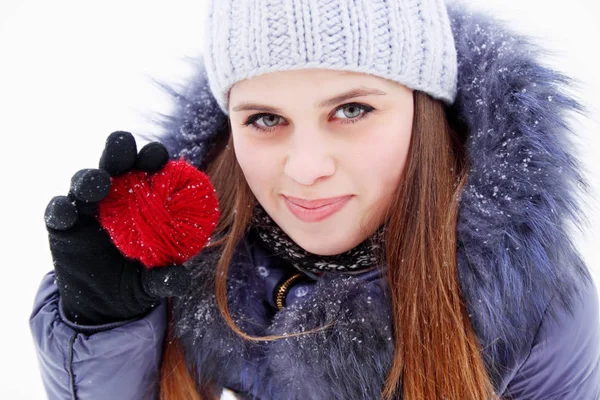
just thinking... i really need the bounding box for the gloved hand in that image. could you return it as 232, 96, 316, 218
44, 131, 191, 326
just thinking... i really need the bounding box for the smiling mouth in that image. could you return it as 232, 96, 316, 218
283, 195, 352, 209
283, 195, 353, 222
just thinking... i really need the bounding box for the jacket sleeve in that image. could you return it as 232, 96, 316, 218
29, 270, 168, 400
501, 277, 600, 399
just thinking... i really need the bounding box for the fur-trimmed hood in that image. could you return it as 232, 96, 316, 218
151, 2, 594, 398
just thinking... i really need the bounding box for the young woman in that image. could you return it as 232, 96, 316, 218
30, 0, 600, 399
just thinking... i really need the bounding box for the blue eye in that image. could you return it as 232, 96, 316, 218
243, 102, 375, 133
334, 103, 371, 121
249, 114, 282, 130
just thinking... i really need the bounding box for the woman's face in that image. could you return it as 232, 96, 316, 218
228, 68, 414, 256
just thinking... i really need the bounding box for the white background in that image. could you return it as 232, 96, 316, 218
0, 1, 598, 398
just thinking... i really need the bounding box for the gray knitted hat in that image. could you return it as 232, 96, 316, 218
203, 0, 458, 115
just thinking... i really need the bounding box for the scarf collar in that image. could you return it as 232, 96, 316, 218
249, 203, 385, 277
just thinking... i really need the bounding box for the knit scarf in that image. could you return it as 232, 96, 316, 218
249, 203, 386, 277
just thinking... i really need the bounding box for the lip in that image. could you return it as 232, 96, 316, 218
283, 195, 353, 223
284, 195, 352, 209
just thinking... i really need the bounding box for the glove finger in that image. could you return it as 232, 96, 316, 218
44, 195, 78, 231
99, 131, 138, 176
135, 142, 169, 173
68, 168, 112, 203
141, 265, 192, 298
73, 198, 100, 220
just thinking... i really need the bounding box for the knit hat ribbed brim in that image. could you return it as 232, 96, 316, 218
203, 0, 458, 114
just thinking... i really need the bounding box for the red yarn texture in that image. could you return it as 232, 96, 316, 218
97, 159, 220, 268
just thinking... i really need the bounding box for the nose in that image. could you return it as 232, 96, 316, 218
283, 132, 335, 186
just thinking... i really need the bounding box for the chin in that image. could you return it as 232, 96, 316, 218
292, 231, 360, 256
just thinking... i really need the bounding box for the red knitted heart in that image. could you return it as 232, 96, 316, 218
97, 159, 220, 268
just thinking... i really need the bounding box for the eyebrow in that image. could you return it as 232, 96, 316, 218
231, 87, 387, 113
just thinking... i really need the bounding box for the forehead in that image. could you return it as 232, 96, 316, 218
231, 68, 393, 93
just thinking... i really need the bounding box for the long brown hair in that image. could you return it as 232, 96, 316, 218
156, 91, 500, 399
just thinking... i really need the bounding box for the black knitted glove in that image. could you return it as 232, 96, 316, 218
44, 131, 192, 326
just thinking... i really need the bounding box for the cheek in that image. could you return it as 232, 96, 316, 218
353, 123, 412, 198
350, 124, 411, 232
232, 134, 279, 196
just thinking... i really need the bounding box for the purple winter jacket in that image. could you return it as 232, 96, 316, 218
30, 235, 600, 399
30, 1, 600, 399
